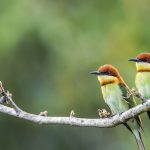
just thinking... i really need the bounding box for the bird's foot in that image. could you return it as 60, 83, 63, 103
142, 98, 147, 104
97, 109, 111, 118
122, 93, 132, 100
131, 88, 146, 103
131, 88, 139, 97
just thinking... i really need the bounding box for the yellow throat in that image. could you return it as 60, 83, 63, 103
97, 75, 118, 86
136, 62, 150, 72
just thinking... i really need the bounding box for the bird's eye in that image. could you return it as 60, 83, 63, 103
108, 71, 111, 75
144, 58, 149, 62
102, 71, 109, 75
107, 71, 113, 76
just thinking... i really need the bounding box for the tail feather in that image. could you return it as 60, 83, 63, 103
135, 132, 145, 150
124, 123, 145, 150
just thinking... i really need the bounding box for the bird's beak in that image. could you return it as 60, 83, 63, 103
90, 71, 102, 75
128, 58, 140, 62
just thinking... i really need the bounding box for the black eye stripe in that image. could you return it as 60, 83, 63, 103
140, 58, 150, 62
102, 71, 116, 76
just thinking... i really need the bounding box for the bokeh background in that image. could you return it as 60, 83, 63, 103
0, 0, 150, 150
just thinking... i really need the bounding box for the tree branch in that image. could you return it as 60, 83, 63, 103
0, 99, 149, 128
0, 82, 150, 128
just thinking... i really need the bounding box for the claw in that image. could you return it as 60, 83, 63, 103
97, 109, 110, 118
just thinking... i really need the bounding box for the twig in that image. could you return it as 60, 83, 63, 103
0, 81, 22, 114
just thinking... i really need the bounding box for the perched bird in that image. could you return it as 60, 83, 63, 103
90, 64, 144, 150
128, 52, 150, 119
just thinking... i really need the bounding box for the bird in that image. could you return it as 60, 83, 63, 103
90, 64, 144, 150
128, 52, 150, 119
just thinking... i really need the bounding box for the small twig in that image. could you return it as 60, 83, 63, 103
0, 81, 22, 114
70, 110, 75, 118
39, 111, 48, 116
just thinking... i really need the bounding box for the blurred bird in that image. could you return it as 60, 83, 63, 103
129, 52, 150, 119
90, 64, 144, 150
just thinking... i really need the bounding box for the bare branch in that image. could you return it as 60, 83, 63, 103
0, 81, 150, 128
0, 100, 150, 128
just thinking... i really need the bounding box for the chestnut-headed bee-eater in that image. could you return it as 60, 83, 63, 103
90, 64, 144, 150
129, 52, 150, 119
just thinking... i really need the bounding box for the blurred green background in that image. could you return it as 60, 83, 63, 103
0, 0, 150, 150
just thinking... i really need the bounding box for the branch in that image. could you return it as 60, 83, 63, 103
0, 99, 150, 127
0, 101, 150, 127
0, 82, 150, 128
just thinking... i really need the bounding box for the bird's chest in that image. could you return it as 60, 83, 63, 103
101, 84, 127, 114
101, 84, 122, 104
136, 72, 150, 98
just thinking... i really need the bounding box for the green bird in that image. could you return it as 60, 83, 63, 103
129, 52, 150, 119
90, 64, 144, 150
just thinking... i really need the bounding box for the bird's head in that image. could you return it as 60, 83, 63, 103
90, 64, 124, 86
128, 52, 150, 72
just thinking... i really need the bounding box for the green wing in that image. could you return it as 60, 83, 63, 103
119, 83, 135, 108
119, 83, 142, 129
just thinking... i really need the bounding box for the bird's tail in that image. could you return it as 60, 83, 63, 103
134, 131, 145, 150
147, 111, 150, 119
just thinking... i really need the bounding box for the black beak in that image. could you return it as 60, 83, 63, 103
90, 71, 102, 75
128, 58, 140, 62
